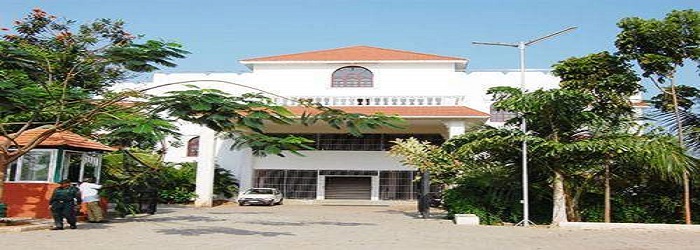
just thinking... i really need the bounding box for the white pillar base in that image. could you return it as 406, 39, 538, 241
194, 128, 217, 207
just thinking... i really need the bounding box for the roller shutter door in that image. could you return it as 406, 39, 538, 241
325, 177, 371, 200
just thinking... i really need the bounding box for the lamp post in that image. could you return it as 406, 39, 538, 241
473, 26, 577, 227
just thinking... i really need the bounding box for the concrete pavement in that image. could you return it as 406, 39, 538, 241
1, 201, 698, 250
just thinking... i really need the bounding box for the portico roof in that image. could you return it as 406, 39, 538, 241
285, 106, 490, 118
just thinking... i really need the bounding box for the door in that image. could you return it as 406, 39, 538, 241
324, 177, 371, 200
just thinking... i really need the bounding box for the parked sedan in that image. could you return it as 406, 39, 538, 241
237, 188, 284, 206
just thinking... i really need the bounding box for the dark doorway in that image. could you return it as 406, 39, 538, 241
325, 177, 371, 200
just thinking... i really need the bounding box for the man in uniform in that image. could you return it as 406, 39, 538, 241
49, 179, 81, 230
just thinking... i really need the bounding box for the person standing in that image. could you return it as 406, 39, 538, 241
49, 179, 81, 230
79, 177, 106, 223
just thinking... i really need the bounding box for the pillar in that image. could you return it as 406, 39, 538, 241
195, 128, 217, 207
371, 175, 380, 201
442, 120, 466, 138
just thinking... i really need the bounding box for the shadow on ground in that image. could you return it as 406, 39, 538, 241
155, 226, 295, 237
375, 209, 448, 220
242, 220, 376, 227
208, 211, 272, 215
134, 215, 227, 223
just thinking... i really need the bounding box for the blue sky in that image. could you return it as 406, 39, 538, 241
2, 0, 699, 94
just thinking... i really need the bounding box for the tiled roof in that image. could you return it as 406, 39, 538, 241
285, 106, 490, 118
1, 128, 115, 151
241, 46, 466, 62
632, 101, 649, 107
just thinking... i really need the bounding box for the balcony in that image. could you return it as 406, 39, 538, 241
273, 96, 466, 106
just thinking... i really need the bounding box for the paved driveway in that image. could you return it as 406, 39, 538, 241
1, 201, 698, 250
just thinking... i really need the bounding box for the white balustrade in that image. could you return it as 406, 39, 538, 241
272, 96, 465, 106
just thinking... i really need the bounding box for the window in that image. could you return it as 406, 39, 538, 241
254, 170, 318, 199
60, 151, 102, 183
268, 133, 445, 151
331, 66, 373, 87
490, 105, 518, 123
5, 150, 54, 182
187, 137, 200, 157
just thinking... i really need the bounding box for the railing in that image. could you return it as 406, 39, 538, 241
273, 96, 465, 106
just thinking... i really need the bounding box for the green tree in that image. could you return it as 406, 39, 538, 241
148, 88, 402, 157
390, 86, 693, 225
616, 9, 700, 224
0, 9, 187, 201
0, 10, 403, 207
552, 51, 642, 222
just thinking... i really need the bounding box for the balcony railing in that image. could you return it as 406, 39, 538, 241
273, 96, 465, 106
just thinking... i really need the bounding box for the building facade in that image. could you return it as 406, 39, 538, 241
130, 46, 641, 204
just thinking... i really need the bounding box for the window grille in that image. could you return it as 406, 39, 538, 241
268, 133, 445, 151
490, 105, 518, 122
331, 66, 373, 87
253, 169, 318, 199
187, 137, 199, 157
380, 171, 417, 200
319, 170, 378, 176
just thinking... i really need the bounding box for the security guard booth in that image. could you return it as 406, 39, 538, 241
1, 128, 114, 218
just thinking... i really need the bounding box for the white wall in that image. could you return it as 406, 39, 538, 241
124, 68, 560, 115
112, 61, 565, 197
135, 65, 564, 170
254, 151, 413, 171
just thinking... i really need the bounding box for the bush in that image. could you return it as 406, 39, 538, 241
101, 151, 240, 215
158, 163, 197, 204
443, 188, 504, 225
213, 167, 239, 199
159, 187, 197, 204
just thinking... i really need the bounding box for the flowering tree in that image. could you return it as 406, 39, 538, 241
0, 9, 187, 201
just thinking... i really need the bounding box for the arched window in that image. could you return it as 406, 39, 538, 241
187, 137, 200, 157
331, 66, 373, 87
490, 105, 518, 123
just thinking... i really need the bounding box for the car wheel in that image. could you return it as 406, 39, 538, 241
276, 198, 284, 205
238, 202, 245, 206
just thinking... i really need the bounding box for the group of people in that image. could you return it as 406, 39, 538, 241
49, 178, 106, 230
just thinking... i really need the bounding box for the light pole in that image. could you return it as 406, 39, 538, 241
473, 26, 577, 227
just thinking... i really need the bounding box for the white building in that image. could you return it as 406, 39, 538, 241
130, 46, 642, 206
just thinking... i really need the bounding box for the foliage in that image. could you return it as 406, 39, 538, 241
440, 164, 545, 225
213, 167, 239, 199
159, 187, 197, 204
396, 85, 694, 225
388, 138, 462, 184
0, 9, 187, 201
0, 10, 403, 205
102, 151, 240, 211
0, 9, 187, 131
89, 110, 180, 150
158, 163, 196, 203
443, 188, 506, 225
100, 150, 163, 217
616, 9, 700, 223
149, 87, 404, 157
616, 9, 700, 81
552, 51, 641, 124
651, 85, 700, 112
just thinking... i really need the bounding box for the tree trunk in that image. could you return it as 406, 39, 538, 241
565, 190, 580, 222
552, 170, 568, 226
0, 154, 8, 202
604, 163, 611, 223
669, 78, 692, 225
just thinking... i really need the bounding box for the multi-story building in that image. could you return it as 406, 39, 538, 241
131, 46, 642, 206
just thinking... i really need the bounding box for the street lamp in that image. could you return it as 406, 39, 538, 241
472, 26, 577, 227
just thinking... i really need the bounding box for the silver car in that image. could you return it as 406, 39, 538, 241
237, 188, 284, 206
